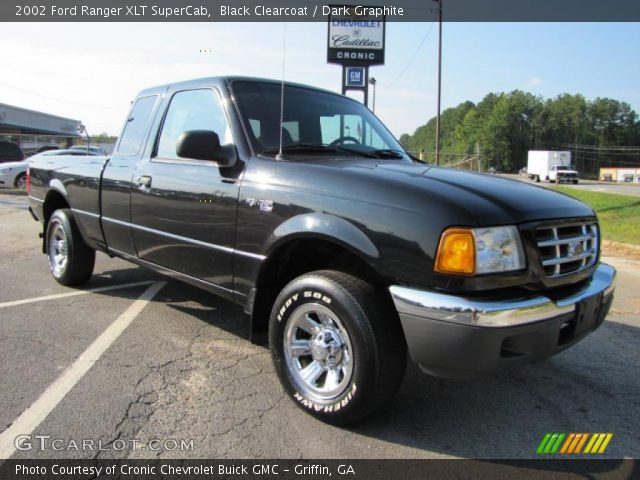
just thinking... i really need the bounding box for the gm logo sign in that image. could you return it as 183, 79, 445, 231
345, 67, 365, 87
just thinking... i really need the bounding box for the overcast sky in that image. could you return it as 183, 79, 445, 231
2, 22, 639, 138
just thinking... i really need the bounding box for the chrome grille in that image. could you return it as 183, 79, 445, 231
535, 222, 598, 278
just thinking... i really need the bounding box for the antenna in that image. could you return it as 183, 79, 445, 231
275, 22, 287, 161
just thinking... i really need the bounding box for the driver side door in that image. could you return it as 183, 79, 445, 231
130, 88, 240, 294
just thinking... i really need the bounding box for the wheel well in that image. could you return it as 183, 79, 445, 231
41, 191, 70, 252
13, 171, 26, 185
250, 238, 385, 338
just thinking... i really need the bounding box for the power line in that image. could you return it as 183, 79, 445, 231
383, 22, 435, 90
0, 80, 121, 109
559, 143, 640, 152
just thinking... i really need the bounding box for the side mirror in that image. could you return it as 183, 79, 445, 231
176, 130, 236, 167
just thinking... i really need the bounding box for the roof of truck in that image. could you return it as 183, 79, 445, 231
134, 76, 343, 100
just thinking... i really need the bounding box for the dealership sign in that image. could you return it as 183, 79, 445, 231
327, 6, 385, 66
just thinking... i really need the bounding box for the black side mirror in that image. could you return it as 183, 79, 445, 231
176, 130, 236, 167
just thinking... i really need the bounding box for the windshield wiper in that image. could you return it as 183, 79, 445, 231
262, 143, 373, 158
367, 149, 406, 159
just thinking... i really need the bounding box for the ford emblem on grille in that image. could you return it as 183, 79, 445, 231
568, 241, 584, 257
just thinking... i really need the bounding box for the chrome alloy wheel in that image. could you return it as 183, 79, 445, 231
284, 303, 354, 401
49, 221, 68, 277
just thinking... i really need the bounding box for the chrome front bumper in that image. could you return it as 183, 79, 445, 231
389, 263, 616, 378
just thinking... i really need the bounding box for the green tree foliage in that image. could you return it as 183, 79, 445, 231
402, 92, 640, 174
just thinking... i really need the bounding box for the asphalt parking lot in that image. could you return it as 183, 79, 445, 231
0, 193, 638, 460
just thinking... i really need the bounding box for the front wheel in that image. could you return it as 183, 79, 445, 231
46, 209, 96, 286
269, 270, 407, 425
14, 173, 27, 189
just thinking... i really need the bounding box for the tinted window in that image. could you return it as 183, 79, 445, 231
116, 95, 157, 156
156, 89, 232, 160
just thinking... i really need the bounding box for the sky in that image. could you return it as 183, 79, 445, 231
1, 22, 639, 138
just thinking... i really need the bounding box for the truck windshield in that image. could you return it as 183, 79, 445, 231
231, 81, 407, 159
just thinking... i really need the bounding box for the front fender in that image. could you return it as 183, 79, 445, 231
266, 213, 379, 261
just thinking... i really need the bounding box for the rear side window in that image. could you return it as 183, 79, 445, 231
116, 95, 157, 156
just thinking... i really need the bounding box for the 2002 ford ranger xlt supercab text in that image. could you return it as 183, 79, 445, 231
27, 77, 616, 424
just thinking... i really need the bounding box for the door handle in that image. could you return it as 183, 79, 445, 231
137, 175, 152, 188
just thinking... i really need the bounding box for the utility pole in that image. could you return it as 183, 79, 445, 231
369, 77, 377, 113
434, 0, 442, 166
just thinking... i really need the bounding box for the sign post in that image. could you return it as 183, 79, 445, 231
327, 5, 385, 108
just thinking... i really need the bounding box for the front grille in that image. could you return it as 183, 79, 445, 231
535, 222, 598, 278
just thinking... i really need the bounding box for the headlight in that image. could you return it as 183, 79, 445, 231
0, 167, 12, 174
435, 226, 525, 275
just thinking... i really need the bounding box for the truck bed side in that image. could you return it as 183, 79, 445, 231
28, 154, 111, 251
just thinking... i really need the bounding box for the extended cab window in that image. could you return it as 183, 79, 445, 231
156, 89, 232, 160
116, 95, 157, 156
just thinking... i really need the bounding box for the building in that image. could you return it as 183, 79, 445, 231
599, 167, 640, 183
0, 103, 81, 153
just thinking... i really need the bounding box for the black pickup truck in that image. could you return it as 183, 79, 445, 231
28, 77, 616, 424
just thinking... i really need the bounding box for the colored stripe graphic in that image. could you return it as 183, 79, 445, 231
537, 433, 565, 454
560, 434, 575, 454
538, 433, 613, 454
598, 434, 613, 453
537, 434, 552, 454
574, 433, 589, 453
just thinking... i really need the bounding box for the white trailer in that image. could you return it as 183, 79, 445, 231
527, 151, 578, 183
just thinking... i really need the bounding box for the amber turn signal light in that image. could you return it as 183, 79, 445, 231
434, 228, 476, 275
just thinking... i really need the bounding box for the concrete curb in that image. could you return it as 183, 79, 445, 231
0, 189, 28, 196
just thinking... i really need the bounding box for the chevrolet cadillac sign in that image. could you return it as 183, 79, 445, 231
327, 5, 385, 66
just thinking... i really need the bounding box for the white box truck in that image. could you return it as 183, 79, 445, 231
527, 151, 579, 184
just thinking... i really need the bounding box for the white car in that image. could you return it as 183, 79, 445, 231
0, 160, 28, 189
0, 149, 102, 189
69, 145, 107, 155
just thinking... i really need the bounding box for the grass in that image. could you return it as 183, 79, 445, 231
550, 186, 640, 245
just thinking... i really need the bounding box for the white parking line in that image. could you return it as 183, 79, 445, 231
0, 281, 166, 459
0, 281, 155, 309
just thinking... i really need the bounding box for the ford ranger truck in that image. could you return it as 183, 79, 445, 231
27, 77, 616, 424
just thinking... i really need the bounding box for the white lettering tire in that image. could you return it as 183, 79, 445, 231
269, 270, 406, 424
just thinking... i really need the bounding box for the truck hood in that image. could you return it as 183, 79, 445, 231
289, 159, 595, 225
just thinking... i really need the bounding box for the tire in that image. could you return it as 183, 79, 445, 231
535, 175, 541, 183
46, 209, 95, 286
573, 179, 579, 184
269, 270, 407, 425
14, 173, 27, 189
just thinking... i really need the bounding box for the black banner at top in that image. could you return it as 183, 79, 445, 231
3, 0, 640, 22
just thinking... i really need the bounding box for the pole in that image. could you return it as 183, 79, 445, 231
369, 77, 377, 113
434, 0, 442, 166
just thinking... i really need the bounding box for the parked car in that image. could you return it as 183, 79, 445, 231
36, 145, 60, 153
0, 141, 25, 164
69, 145, 107, 155
28, 77, 616, 424
35, 149, 101, 157
0, 160, 28, 189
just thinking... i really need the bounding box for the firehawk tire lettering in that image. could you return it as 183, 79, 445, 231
269, 270, 406, 424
